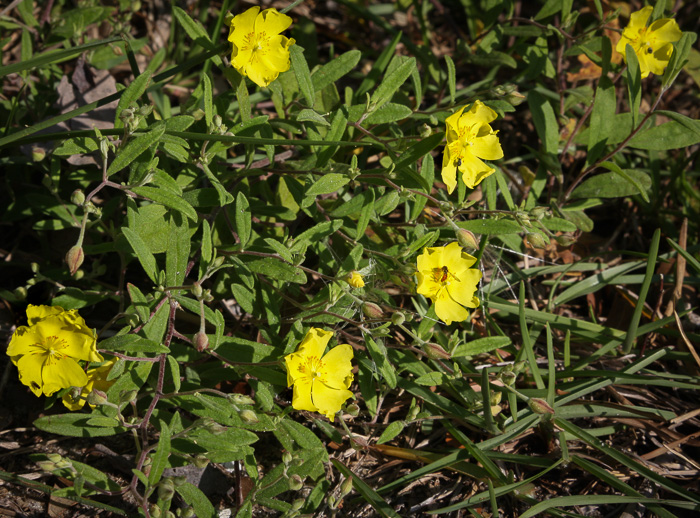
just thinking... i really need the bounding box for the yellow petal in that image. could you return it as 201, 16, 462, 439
299, 328, 333, 358
472, 132, 504, 161
311, 382, 353, 421
441, 147, 458, 194
245, 59, 274, 88
628, 6, 652, 31
466, 100, 498, 126
459, 153, 495, 189
42, 356, 89, 396
261, 35, 293, 73
229, 6, 260, 46
417, 245, 442, 273
320, 344, 354, 390
416, 271, 440, 299
285, 351, 306, 386
445, 106, 466, 135
434, 295, 469, 325
446, 269, 482, 307
291, 378, 317, 412
648, 18, 682, 45
441, 241, 476, 274
15, 353, 46, 396
257, 8, 293, 36
27, 304, 65, 325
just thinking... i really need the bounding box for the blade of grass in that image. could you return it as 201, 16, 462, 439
522, 495, 694, 518
332, 459, 401, 518
518, 282, 545, 389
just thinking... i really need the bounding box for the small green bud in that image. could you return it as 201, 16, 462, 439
192, 283, 203, 299
158, 479, 175, 501
505, 91, 526, 106
119, 389, 138, 404
32, 147, 46, 162
282, 451, 293, 466
525, 233, 548, 249
340, 476, 353, 497
65, 245, 84, 276
164, 511, 176, 518
47, 453, 63, 463
528, 398, 555, 415
173, 476, 187, 487
86, 389, 108, 406
422, 342, 450, 360
239, 409, 258, 424
13, 286, 27, 300
194, 331, 209, 352
31, 262, 40, 273
390, 312, 405, 326
457, 229, 479, 251
180, 508, 195, 518
149, 505, 162, 518
200, 417, 227, 435
407, 404, 420, 421
288, 474, 304, 491
490, 391, 502, 406
529, 206, 550, 220
137, 104, 153, 117
71, 189, 86, 206
291, 499, 305, 511
191, 108, 205, 121
362, 302, 384, 319
345, 403, 360, 417
419, 123, 432, 138
228, 393, 256, 406
36, 460, 57, 472
193, 454, 210, 469
555, 234, 576, 247
212, 114, 223, 128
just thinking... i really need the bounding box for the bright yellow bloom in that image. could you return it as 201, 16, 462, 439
442, 100, 504, 193
616, 6, 682, 79
284, 328, 354, 421
62, 358, 117, 411
227, 6, 295, 88
345, 271, 365, 288
7, 305, 103, 397
416, 242, 482, 325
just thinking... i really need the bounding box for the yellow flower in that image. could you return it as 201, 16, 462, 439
7, 305, 103, 397
442, 100, 504, 193
345, 271, 365, 288
616, 6, 682, 79
227, 6, 296, 88
62, 358, 117, 411
284, 328, 354, 421
416, 242, 482, 325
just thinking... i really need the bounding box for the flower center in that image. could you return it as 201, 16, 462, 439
297, 355, 326, 382
242, 31, 270, 56
40, 336, 69, 365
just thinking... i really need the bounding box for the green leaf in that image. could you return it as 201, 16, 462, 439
115, 72, 152, 128
625, 45, 642, 128
370, 57, 416, 112
445, 55, 456, 105
172, 6, 222, 63
34, 414, 126, 437
377, 421, 405, 445
296, 108, 330, 126
306, 173, 350, 196
356, 31, 402, 98
166, 213, 190, 287
311, 50, 361, 91
364, 103, 413, 125
452, 336, 512, 357
457, 219, 522, 235
587, 75, 615, 166
243, 257, 306, 284
0, 37, 121, 78
127, 283, 150, 323
365, 337, 397, 389
100, 334, 169, 354
202, 72, 213, 127
356, 188, 375, 239
122, 227, 158, 283
176, 483, 216, 518
235, 192, 252, 248
628, 119, 700, 150
290, 45, 314, 105
107, 123, 166, 176
149, 421, 171, 486
570, 168, 651, 200
527, 90, 558, 155
131, 186, 198, 221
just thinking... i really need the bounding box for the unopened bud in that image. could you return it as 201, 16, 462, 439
390, 312, 405, 326
407, 405, 420, 421
86, 389, 108, 406
212, 255, 225, 268
191, 108, 205, 121
282, 451, 293, 465
528, 398, 555, 415
31, 262, 40, 273
71, 189, 85, 206
420, 123, 432, 138
13, 286, 27, 300
422, 342, 451, 360
200, 417, 227, 435
149, 505, 162, 518
32, 147, 46, 162
193, 454, 209, 469
239, 409, 258, 423
192, 283, 203, 298
362, 302, 384, 319
181, 508, 195, 518
505, 91, 526, 106
490, 391, 502, 406
36, 460, 57, 472
525, 233, 548, 249
288, 474, 304, 491
555, 234, 576, 247
291, 499, 305, 511
345, 271, 365, 288
457, 229, 479, 251
212, 114, 222, 128
228, 393, 256, 406
345, 403, 360, 417
172, 476, 187, 487
119, 389, 138, 403
47, 453, 63, 463
158, 479, 175, 501
194, 332, 209, 352
529, 207, 550, 220
340, 476, 354, 497
65, 245, 84, 275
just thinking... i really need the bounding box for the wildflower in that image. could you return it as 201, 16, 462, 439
416, 242, 482, 325
345, 271, 365, 288
284, 328, 354, 421
227, 6, 295, 88
62, 358, 117, 411
442, 100, 504, 193
7, 305, 103, 397
616, 6, 682, 78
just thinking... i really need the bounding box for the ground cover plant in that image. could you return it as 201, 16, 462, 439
1, 0, 699, 516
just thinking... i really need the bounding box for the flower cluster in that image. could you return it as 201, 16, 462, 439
416, 241, 482, 325
284, 328, 354, 421
616, 6, 682, 79
227, 6, 295, 88
7, 305, 104, 406
441, 100, 504, 193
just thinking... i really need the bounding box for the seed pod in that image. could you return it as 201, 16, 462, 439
65, 245, 84, 275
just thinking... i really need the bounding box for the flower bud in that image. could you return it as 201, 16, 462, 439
31, 262, 40, 273
282, 452, 293, 466
194, 332, 209, 352
528, 398, 555, 415
291, 499, 305, 511
525, 233, 548, 249
180, 508, 195, 518
212, 114, 223, 128
71, 189, 86, 206
158, 479, 175, 501
529, 206, 550, 220
390, 312, 405, 326
193, 454, 210, 469
555, 234, 576, 247
36, 460, 57, 472
47, 453, 63, 463
407, 405, 420, 421
65, 245, 84, 275
86, 389, 108, 406
192, 283, 203, 299
456, 229, 479, 251
361, 302, 384, 319
420, 123, 432, 138
345, 403, 360, 417
32, 147, 46, 162
340, 476, 354, 497
13, 286, 27, 300
212, 255, 225, 268
345, 271, 365, 288
119, 389, 138, 403
228, 393, 256, 406
288, 474, 304, 491
149, 505, 162, 518
422, 342, 451, 360
200, 418, 227, 435
191, 108, 205, 121
239, 409, 258, 424
505, 91, 526, 106
172, 476, 187, 487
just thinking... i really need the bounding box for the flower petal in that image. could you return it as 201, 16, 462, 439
446, 268, 482, 307
261, 35, 294, 73
42, 356, 88, 396
472, 132, 504, 161
285, 351, 306, 386
629, 6, 652, 31
445, 106, 466, 136
434, 294, 469, 325
299, 328, 333, 359
244, 59, 275, 88
27, 304, 65, 325
441, 147, 458, 194
459, 153, 495, 189
320, 344, 353, 389
15, 353, 46, 396
229, 6, 260, 46
441, 241, 475, 274
417, 246, 443, 273
466, 100, 498, 126
258, 8, 293, 36
291, 378, 317, 413
648, 18, 682, 45
311, 382, 353, 421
